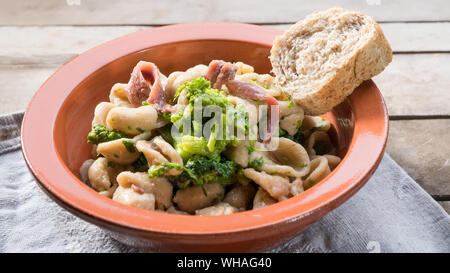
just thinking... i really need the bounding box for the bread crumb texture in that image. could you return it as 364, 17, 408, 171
270, 6, 392, 115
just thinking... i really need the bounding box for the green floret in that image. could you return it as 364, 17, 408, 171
148, 163, 184, 178
170, 77, 246, 160
149, 155, 238, 188
279, 127, 305, 145
87, 125, 127, 144
248, 157, 264, 171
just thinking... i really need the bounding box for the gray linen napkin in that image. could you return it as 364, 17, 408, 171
0, 112, 448, 253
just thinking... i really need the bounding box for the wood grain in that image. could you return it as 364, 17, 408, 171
438, 202, 450, 214
373, 54, 450, 116
1, 23, 450, 58
1, 0, 448, 25
387, 119, 450, 196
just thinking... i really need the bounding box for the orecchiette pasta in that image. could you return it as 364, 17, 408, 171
305, 131, 335, 156
243, 168, 290, 201
250, 138, 310, 178
235, 72, 282, 97
106, 105, 159, 135
113, 186, 156, 211
166, 64, 208, 99
136, 137, 183, 175
173, 183, 224, 213
252, 187, 277, 210
303, 156, 331, 189
81, 60, 341, 215
323, 154, 341, 170
92, 102, 116, 127
195, 202, 239, 216
223, 183, 257, 210
88, 158, 118, 192
97, 138, 140, 164
109, 83, 133, 107
116, 171, 173, 210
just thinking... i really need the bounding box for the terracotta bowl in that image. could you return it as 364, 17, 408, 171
21, 22, 388, 252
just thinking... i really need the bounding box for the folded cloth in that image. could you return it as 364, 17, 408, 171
0, 112, 448, 253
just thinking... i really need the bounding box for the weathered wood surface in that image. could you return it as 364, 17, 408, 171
1, 0, 449, 25
387, 119, 450, 197
2, 23, 450, 57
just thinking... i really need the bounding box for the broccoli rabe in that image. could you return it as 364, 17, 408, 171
132, 154, 149, 172
279, 127, 305, 145
248, 156, 264, 171
148, 162, 184, 178
87, 125, 127, 144
170, 77, 246, 160
148, 155, 238, 188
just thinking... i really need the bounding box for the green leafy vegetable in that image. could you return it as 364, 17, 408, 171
148, 163, 184, 178
122, 140, 136, 153
248, 157, 264, 171
87, 125, 127, 144
170, 77, 246, 160
149, 155, 238, 188
132, 154, 148, 172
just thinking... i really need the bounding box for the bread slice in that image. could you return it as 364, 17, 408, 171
270, 7, 392, 115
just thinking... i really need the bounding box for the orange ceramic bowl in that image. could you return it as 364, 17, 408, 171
21, 22, 388, 252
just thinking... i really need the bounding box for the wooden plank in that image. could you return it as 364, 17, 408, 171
387, 119, 450, 196
373, 54, 450, 116
1, 0, 449, 26
1, 23, 450, 58
272, 23, 450, 53
438, 202, 450, 214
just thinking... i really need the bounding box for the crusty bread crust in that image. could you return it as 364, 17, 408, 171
270, 7, 392, 115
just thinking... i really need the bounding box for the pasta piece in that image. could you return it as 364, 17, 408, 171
106, 105, 159, 135
305, 131, 335, 156
166, 206, 189, 215
280, 113, 304, 136
303, 156, 331, 190
132, 131, 152, 141
97, 138, 140, 165
235, 72, 282, 97
301, 116, 331, 137
195, 202, 239, 216
165, 64, 208, 99
136, 136, 183, 175
223, 183, 257, 210
79, 159, 94, 184
88, 158, 119, 192
278, 100, 304, 117
92, 102, 116, 127
99, 184, 118, 198
243, 168, 290, 201
109, 83, 133, 107
277, 100, 305, 135
234, 62, 254, 75
290, 177, 304, 196
223, 140, 249, 167
252, 187, 277, 210
173, 183, 224, 213
116, 171, 173, 210
251, 137, 310, 178
112, 186, 156, 211
323, 154, 341, 170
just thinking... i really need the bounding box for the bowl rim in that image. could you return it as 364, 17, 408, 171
21, 22, 389, 236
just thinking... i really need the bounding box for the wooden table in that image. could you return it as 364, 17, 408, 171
1, 1, 448, 212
